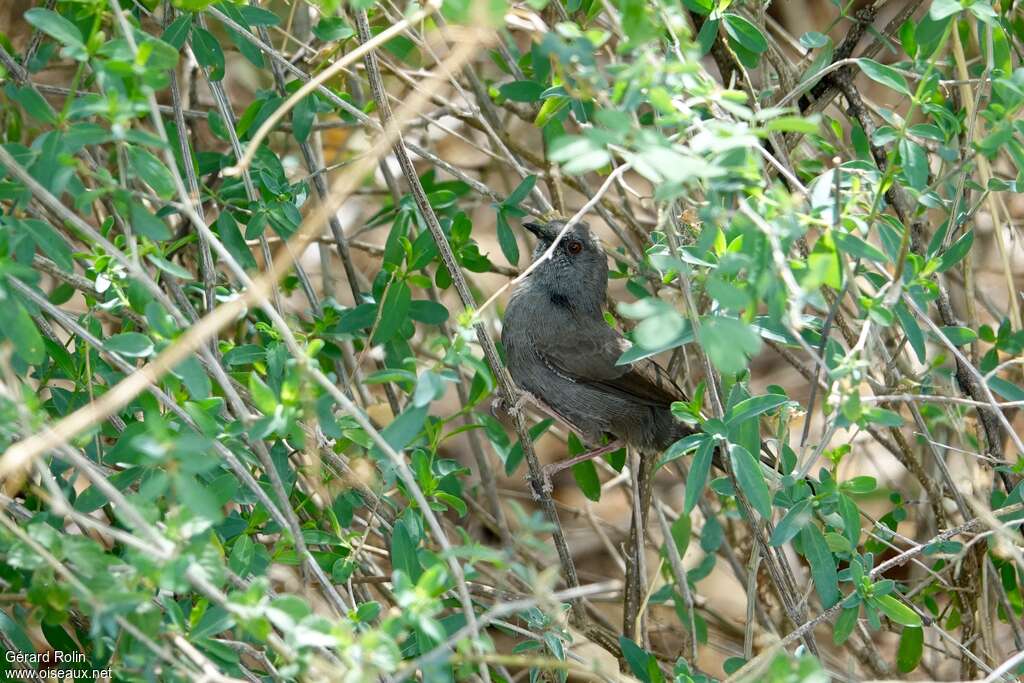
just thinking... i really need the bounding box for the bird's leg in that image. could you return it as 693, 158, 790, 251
541, 439, 623, 494
507, 390, 538, 418
492, 390, 540, 421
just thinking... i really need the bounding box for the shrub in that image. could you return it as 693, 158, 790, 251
0, 0, 1022, 681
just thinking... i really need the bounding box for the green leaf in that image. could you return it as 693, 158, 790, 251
24, 8, 85, 50
910, 123, 945, 142
929, 0, 964, 20
313, 17, 355, 41
858, 58, 910, 96
174, 473, 222, 524
495, 211, 520, 266
379, 405, 428, 454
40, 624, 79, 659
769, 498, 812, 547
292, 94, 315, 143
635, 309, 687, 351
505, 419, 553, 475
550, 136, 610, 174
619, 0, 659, 45
807, 234, 842, 289
3, 303, 45, 365
105, 332, 155, 358
684, 437, 715, 513
618, 636, 661, 683
967, 0, 997, 23
227, 534, 255, 576
937, 229, 973, 272
939, 326, 977, 346
189, 603, 232, 640
923, 540, 964, 555
74, 467, 144, 514
571, 460, 601, 501
146, 254, 194, 280
989, 376, 1024, 402
799, 524, 840, 608
224, 24, 264, 68
729, 444, 771, 519
798, 524, 839, 610
698, 316, 762, 376
894, 301, 926, 362
825, 531, 853, 553
722, 13, 768, 53
696, 18, 719, 56
172, 0, 217, 9
765, 115, 821, 134
223, 344, 264, 366
19, 218, 73, 271
873, 594, 922, 626
354, 600, 381, 623
129, 202, 172, 241
655, 432, 705, 472
435, 491, 467, 517
833, 605, 859, 645
832, 231, 887, 262
800, 31, 830, 48
412, 371, 444, 408
897, 626, 924, 672
390, 522, 423, 583
681, 0, 713, 15
504, 174, 537, 207
126, 146, 176, 199
840, 476, 877, 494
215, 211, 257, 270
726, 393, 791, 428
192, 26, 226, 81
171, 355, 210, 399
670, 513, 691, 557
533, 95, 569, 128
162, 15, 192, 49
237, 5, 281, 26
248, 371, 277, 413
616, 321, 694, 365
5, 84, 58, 125
899, 138, 929, 190
498, 81, 544, 103
863, 407, 904, 427
371, 278, 411, 345
408, 300, 449, 325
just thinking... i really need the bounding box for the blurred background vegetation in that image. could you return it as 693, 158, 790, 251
0, 0, 1022, 681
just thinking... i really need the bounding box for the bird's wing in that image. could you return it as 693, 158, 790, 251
538, 320, 686, 407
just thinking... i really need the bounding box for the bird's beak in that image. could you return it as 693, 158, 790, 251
522, 221, 552, 240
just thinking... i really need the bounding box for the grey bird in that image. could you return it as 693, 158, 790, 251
501, 219, 696, 477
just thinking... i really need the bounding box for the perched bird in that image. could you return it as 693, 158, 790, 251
501, 219, 696, 478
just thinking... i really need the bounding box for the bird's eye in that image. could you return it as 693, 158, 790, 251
567, 240, 583, 255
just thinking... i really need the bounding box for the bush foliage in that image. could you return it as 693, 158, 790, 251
0, 0, 1022, 681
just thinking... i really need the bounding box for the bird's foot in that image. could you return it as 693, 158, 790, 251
508, 390, 539, 419
540, 440, 624, 494
490, 390, 537, 421
489, 396, 507, 420
539, 465, 556, 497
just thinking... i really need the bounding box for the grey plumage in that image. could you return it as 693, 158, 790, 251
501, 220, 694, 453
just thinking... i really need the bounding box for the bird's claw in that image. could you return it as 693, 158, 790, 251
489, 396, 507, 420
490, 391, 534, 421
508, 390, 536, 418
537, 464, 556, 497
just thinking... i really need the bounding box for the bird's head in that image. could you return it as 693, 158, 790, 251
521, 220, 608, 311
